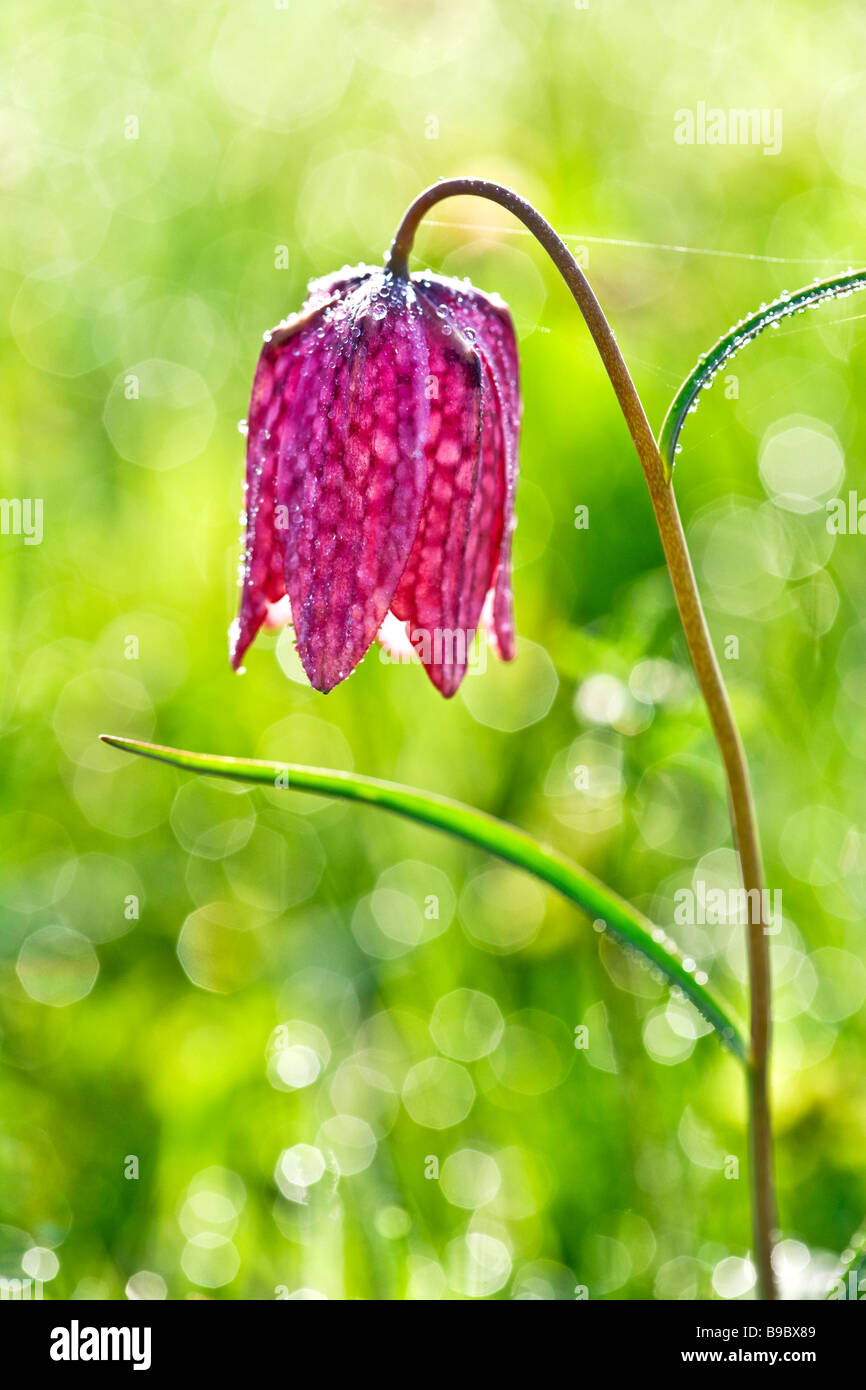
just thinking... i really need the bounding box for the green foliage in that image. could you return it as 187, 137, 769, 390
2, 0, 866, 1302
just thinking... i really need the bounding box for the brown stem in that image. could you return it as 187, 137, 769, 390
389, 178, 778, 1299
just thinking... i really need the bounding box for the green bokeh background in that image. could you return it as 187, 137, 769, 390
2, 0, 866, 1300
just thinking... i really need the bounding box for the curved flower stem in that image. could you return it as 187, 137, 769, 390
389, 178, 777, 1300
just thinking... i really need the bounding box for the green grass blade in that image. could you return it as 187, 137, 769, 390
659, 268, 866, 472
100, 734, 747, 1059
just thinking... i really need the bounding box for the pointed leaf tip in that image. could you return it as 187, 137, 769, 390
659, 267, 866, 470
99, 733, 746, 1059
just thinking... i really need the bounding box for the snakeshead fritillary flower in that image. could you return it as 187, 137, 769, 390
229, 263, 520, 697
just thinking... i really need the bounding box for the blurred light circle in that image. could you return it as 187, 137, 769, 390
276, 1145, 326, 1197
629, 659, 693, 707
298, 148, 420, 262
315, 1115, 377, 1177
188, 817, 324, 915
440, 1149, 501, 1210
764, 505, 836, 582
356, 2, 498, 77
53, 669, 154, 771
460, 867, 546, 954
780, 805, 850, 886
278, 966, 360, 1039
759, 418, 844, 513
797, 570, 839, 638
10, 260, 115, 376
772, 928, 811, 990
273, 1045, 320, 1091
642, 1008, 696, 1065
351, 887, 426, 960
176, 902, 260, 994
666, 997, 713, 1041
489, 1010, 573, 1095
377, 860, 456, 941
634, 759, 728, 859
430, 988, 505, 1061
402, 1058, 475, 1129
511, 1259, 576, 1301
22, 1247, 59, 1281
778, 1245, 838, 1300
576, 673, 629, 726
686, 847, 742, 929
211, 2, 353, 131
179, 1191, 239, 1239
73, 757, 171, 839
2, 194, 89, 276
712, 1256, 757, 1299
16, 926, 98, 1007
84, 94, 218, 222
460, 637, 558, 731
678, 1106, 724, 1170
808, 947, 866, 1022
544, 734, 625, 835
775, 953, 818, 1022
170, 779, 256, 859
285, 1288, 328, 1300
354, 856, 458, 956
180, 1233, 240, 1289
354, 1008, 430, 1078
692, 499, 790, 616
59, 852, 144, 943
224, 822, 324, 914
587, 1235, 632, 1295
579, 999, 619, 1073
406, 1257, 447, 1301
188, 1167, 246, 1211
328, 1058, 398, 1138
612, 1211, 657, 1276
103, 358, 215, 470
375, 1206, 411, 1240
0, 812, 75, 911
772, 1238, 810, 1277
125, 1270, 167, 1300
446, 1233, 511, 1298
818, 73, 866, 189
654, 1256, 700, 1300
112, 292, 235, 397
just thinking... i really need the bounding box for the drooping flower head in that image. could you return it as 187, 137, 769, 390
230, 261, 520, 697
